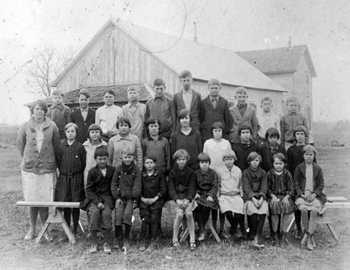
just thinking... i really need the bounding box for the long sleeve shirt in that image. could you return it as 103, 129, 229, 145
111, 163, 141, 200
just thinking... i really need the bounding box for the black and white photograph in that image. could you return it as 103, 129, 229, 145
0, 1, 349, 269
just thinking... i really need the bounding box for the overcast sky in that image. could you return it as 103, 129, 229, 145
1, 0, 350, 124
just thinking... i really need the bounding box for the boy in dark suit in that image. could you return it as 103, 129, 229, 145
200, 78, 232, 141
71, 89, 95, 143
173, 70, 202, 132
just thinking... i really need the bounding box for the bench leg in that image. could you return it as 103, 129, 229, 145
327, 223, 339, 242
180, 227, 189, 243
78, 220, 85, 234
35, 221, 50, 244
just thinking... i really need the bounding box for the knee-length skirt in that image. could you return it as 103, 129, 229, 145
55, 173, 85, 202
269, 196, 295, 215
219, 194, 244, 214
295, 197, 322, 212
21, 171, 55, 202
245, 200, 269, 215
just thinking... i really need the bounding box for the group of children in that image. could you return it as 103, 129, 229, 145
46, 70, 325, 254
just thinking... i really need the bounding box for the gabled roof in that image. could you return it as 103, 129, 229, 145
236, 45, 316, 77
27, 83, 152, 108
52, 19, 285, 92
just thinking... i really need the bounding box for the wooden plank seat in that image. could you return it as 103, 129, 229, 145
16, 201, 81, 244
287, 196, 350, 244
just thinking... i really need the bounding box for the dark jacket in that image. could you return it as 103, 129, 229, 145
231, 140, 261, 171
57, 140, 86, 175
168, 165, 196, 201
16, 117, 61, 174
200, 96, 233, 141
85, 165, 115, 209
142, 136, 171, 174
141, 169, 167, 209
260, 142, 286, 171
294, 162, 327, 204
173, 90, 201, 131
266, 169, 294, 199
70, 108, 95, 143
170, 129, 202, 170
145, 95, 175, 139
47, 103, 71, 138
195, 168, 218, 209
242, 167, 267, 201
111, 162, 141, 200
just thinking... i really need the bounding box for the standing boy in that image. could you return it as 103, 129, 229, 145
47, 90, 71, 139
85, 146, 115, 254
280, 97, 308, 149
122, 86, 146, 141
71, 89, 95, 143
111, 151, 141, 252
145, 78, 175, 139
229, 87, 259, 143
258, 97, 280, 142
95, 90, 123, 141
173, 70, 202, 132
200, 79, 232, 141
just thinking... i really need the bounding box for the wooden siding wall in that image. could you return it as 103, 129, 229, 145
56, 26, 181, 95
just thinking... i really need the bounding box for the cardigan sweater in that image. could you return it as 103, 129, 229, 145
16, 117, 61, 174
294, 162, 327, 204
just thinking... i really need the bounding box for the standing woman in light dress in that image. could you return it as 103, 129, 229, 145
16, 101, 61, 240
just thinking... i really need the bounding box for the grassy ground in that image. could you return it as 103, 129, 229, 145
0, 144, 349, 270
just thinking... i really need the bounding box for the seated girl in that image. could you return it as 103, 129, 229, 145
294, 145, 326, 250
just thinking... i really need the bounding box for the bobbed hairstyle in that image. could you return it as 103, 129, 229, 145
116, 117, 131, 129
30, 100, 48, 115
211, 121, 224, 132
197, 152, 211, 163
64, 122, 79, 132
178, 109, 190, 120
247, 151, 262, 163
173, 149, 189, 161
265, 127, 280, 140
272, 152, 286, 163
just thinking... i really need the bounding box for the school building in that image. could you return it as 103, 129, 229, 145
50, 19, 315, 125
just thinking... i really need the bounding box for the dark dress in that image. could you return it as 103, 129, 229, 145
266, 169, 295, 214
231, 140, 261, 171
286, 144, 305, 177
195, 168, 218, 209
170, 129, 202, 170
70, 108, 95, 143
168, 165, 196, 201
55, 140, 86, 203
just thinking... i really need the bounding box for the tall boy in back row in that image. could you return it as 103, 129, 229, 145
200, 79, 232, 141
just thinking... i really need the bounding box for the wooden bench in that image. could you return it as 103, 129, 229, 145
16, 201, 81, 244
287, 196, 350, 243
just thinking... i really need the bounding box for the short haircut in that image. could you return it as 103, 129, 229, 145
144, 155, 157, 163
178, 109, 190, 120
121, 149, 135, 157
197, 152, 211, 163
272, 152, 286, 163
235, 86, 248, 96
51, 90, 64, 97
64, 122, 79, 132
127, 86, 138, 93
88, 123, 102, 133
293, 125, 308, 137
116, 117, 131, 128
94, 145, 109, 158
179, 70, 192, 79
265, 127, 280, 140
211, 121, 224, 134
31, 100, 48, 115
247, 151, 262, 163
153, 78, 166, 87
286, 96, 299, 105
238, 124, 252, 136
79, 89, 90, 99
173, 149, 189, 161
222, 149, 237, 160
208, 78, 221, 87
103, 89, 115, 97
261, 96, 272, 105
